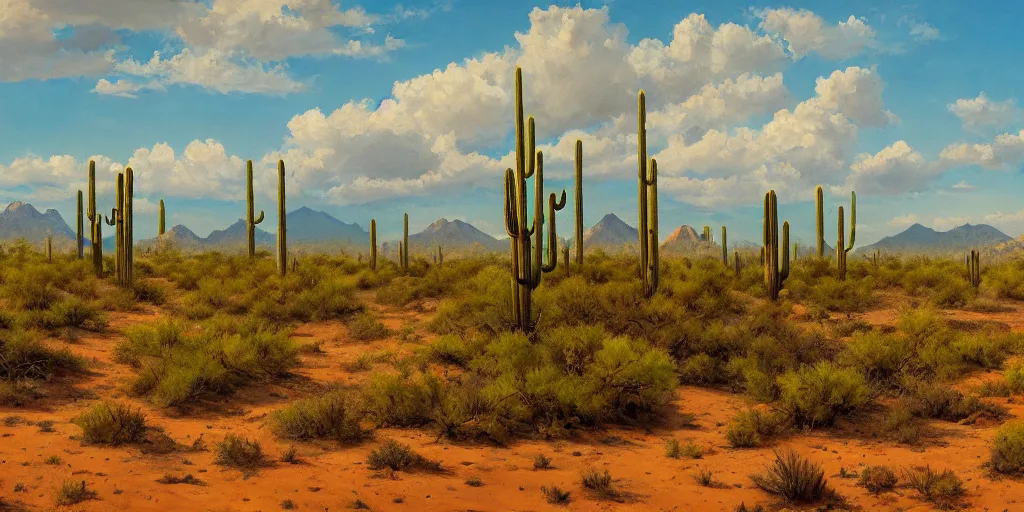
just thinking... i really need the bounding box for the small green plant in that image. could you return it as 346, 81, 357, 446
692, 468, 718, 487
348, 313, 391, 341
726, 409, 782, 448
54, 480, 97, 506
44, 455, 63, 465
465, 477, 483, 487
858, 465, 897, 493
215, 434, 269, 475
903, 466, 965, 509
541, 485, 571, 505
271, 390, 364, 444
281, 445, 300, 464
533, 453, 552, 470
366, 439, 441, 472
280, 498, 296, 509
750, 449, 832, 503
664, 438, 680, 458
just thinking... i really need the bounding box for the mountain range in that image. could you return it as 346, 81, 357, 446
857, 223, 1011, 256
0, 201, 1017, 258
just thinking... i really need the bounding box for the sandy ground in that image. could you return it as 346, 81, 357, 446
3, 294, 1024, 511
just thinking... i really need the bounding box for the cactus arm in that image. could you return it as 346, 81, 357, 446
105, 209, 117, 226
648, 158, 659, 293
781, 221, 790, 282
253, 210, 264, 225
542, 191, 560, 273
503, 168, 519, 238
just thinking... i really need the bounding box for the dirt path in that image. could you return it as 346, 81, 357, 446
3, 294, 1024, 511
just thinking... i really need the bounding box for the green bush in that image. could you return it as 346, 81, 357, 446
858, 465, 897, 493
776, 362, 869, 427
271, 390, 365, 444
991, 421, 1024, 475
903, 466, 965, 509
348, 313, 391, 341
72, 402, 148, 445
726, 408, 784, 448
215, 434, 269, 474
366, 439, 441, 472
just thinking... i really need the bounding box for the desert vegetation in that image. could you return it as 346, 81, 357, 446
3, 66, 1024, 511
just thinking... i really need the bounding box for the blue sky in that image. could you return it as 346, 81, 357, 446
2, 0, 1024, 246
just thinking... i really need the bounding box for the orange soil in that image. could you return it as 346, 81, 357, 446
3, 295, 1024, 511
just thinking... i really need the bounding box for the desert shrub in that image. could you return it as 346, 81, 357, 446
750, 449, 832, 503
361, 372, 438, 428
882, 405, 924, 444
581, 469, 616, 499
1007, 360, 1024, 394
839, 331, 912, 388
271, 390, 365, 444
427, 266, 516, 336
215, 434, 269, 474
903, 466, 965, 509
40, 297, 107, 331
679, 353, 723, 385
858, 465, 897, 493
366, 439, 441, 472
726, 408, 785, 448
806, 276, 876, 312
987, 262, 1024, 300
0, 327, 84, 380
54, 480, 97, 506
533, 453, 552, 469
906, 380, 1005, 423
426, 335, 486, 367
115, 319, 299, 408
3, 262, 61, 310
72, 402, 148, 445
541, 485, 571, 504
776, 362, 869, 427
347, 313, 391, 341
991, 421, 1024, 475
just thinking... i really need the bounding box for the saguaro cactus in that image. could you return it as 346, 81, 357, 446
401, 213, 409, 272
574, 139, 583, 265
369, 219, 377, 271
815, 185, 824, 258
836, 192, 856, 280
721, 226, 728, 266
503, 66, 568, 331
967, 250, 981, 288
245, 160, 265, 260
76, 190, 84, 259
436, 245, 443, 267
763, 190, 790, 301
45, 235, 53, 263
637, 90, 659, 297
276, 160, 287, 277
87, 161, 102, 275
104, 168, 134, 288
703, 226, 712, 244
158, 199, 165, 236
734, 251, 741, 275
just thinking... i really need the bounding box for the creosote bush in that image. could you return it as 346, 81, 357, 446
750, 449, 833, 503
72, 402, 148, 445
271, 389, 365, 444
366, 439, 441, 472
215, 434, 269, 474
903, 466, 965, 509
858, 465, 897, 493
991, 421, 1024, 475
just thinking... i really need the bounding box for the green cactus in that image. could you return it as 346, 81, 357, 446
87, 160, 102, 275
562, 245, 570, 275
734, 250, 741, 276
369, 219, 377, 271
574, 139, 584, 266
703, 226, 711, 244
437, 245, 443, 267
401, 212, 409, 272
276, 160, 287, 277
763, 190, 790, 301
836, 191, 856, 279
815, 185, 824, 258
104, 168, 134, 288
76, 190, 84, 259
45, 235, 53, 263
245, 160, 265, 260
158, 199, 165, 236
794, 243, 799, 261
637, 90, 659, 297
721, 226, 728, 266
967, 250, 981, 288
503, 66, 568, 331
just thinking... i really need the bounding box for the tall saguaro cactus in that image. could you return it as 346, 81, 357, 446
104, 168, 134, 288
703, 226, 712, 244
401, 213, 409, 272
574, 139, 584, 266
503, 66, 568, 331
836, 192, 856, 280
276, 160, 287, 277
245, 160, 265, 260
158, 199, 165, 236
637, 91, 659, 297
763, 190, 790, 301
87, 161, 102, 275
967, 250, 981, 288
436, 245, 443, 267
76, 190, 84, 259
721, 226, 728, 266
815, 185, 824, 258
369, 219, 377, 271
45, 235, 53, 263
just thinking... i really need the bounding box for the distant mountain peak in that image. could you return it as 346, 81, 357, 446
5, 201, 33, 213
583, 213, 638, 253
859, 222, 1009, 256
